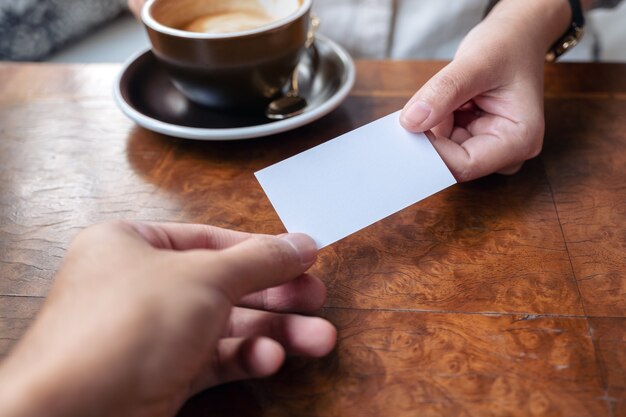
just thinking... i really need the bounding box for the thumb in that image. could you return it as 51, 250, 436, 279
209, 233, 318, 300
400, 60, 487, 133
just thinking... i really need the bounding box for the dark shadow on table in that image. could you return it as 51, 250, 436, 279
176, 353, 343, 417
541, 96, 623, 177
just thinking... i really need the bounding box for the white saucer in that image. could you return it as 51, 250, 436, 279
114, 35, 355, 141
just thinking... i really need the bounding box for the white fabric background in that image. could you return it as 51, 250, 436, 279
46, 0, 626, 63
312, 0, 608, 60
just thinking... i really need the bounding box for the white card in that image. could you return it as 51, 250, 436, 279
255, 111, 456, 248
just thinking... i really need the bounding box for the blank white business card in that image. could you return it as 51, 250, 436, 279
255, 111, 457, 248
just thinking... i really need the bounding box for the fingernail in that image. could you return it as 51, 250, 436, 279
279, 233, 318, 265
402, 100, 431, 129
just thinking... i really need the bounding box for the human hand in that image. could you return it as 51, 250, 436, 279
0, 221, 335, 417
400, 0, 571, 182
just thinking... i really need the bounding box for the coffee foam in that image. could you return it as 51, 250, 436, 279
148, 0, 306, 36
183, 9, 275, 33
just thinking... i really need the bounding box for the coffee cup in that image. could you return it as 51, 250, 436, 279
142, 0, 312, 111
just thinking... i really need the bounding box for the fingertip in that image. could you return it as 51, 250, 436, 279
279, 233, 318, 266
245, 337, 285, 377
400, 100, 432, 132
399, 111, 417, 132
303, 318, 337, 358
274, 273, 327, 312
216, 233, 319, 298
312, 275, 328, 309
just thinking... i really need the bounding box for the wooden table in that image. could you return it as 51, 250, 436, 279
1, 61, 625, 417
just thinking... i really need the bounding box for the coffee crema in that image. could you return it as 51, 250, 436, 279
183, 9, 276, 33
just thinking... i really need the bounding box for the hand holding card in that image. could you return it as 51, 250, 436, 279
256, 111, 456, 248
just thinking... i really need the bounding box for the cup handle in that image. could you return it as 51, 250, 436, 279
306, 13, 320, 49
283, 14, 319, 98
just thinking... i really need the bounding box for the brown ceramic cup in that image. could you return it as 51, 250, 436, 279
142, 0, 311, 110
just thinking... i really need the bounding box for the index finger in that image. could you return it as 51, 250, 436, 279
430, 133, 526, 182
428, 118, 537, 182
130, 222, 255, 251
202, 234, 318, 301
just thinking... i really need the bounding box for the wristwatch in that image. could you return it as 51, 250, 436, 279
484, 0, 585, 62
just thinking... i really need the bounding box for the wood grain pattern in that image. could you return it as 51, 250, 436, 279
0, 296, 43, 360
178, 310, 608, 417
589, 318, 626, 416
316, 161, 582, 315
1, 61, 625, 416
543, 97, 626, 317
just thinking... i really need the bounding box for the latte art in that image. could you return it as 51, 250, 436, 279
183, 10, 276, 33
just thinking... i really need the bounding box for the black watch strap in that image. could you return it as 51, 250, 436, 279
547, 0, 586, 61
569, 0, 585, 28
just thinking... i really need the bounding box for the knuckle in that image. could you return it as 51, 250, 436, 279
72, 220, 125, 245
519, 117, 545, 159
453, 159, 478, 183
428, 72, 463, 102
251, 235, 295, 269
62, 222, 132, 280
454, 167, 474, 183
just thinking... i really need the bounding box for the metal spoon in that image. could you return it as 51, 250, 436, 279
265, 15, 319, 120
265, 65, 308, 120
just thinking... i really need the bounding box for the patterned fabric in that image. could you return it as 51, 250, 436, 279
0, 0, 127, 61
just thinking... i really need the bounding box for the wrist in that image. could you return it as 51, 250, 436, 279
485, 0, 573, 54
0, 352, 120, 417
0, 307, 168, 417
0, 320, 119, 417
